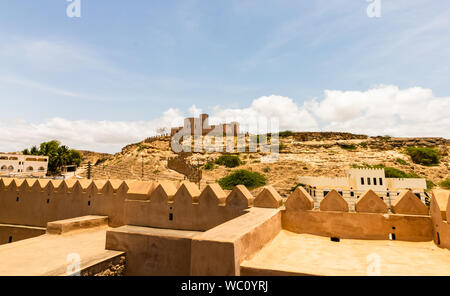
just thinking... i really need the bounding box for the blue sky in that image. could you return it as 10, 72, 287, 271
0, 0, 449, 152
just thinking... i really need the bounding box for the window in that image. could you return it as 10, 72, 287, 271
414, 193, 421, 199
361, 177, 364, 185
8, 166, 14, 172
373, 178, 377, 185
350, 191, 354, 197
367, 178, 371, 185
323, 191, 329, 197
38, 167, 45, 171
0, 165, 7, 171
27, 166, 34, 172
379, 178, 383, 186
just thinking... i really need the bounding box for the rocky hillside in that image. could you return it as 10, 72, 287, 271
78, 133, 449, 197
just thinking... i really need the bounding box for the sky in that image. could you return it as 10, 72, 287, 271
0, 0, 449, 153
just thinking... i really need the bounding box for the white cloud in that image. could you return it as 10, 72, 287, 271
308, 85, 450, 137
211, 95, 319, 133
0, 85, 448, 154
0, 109, 185, 154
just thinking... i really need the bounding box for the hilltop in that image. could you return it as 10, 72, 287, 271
78, 132, 449, 197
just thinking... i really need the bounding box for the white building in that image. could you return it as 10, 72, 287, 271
0, 153, 49, 177
298, 168, 427, 210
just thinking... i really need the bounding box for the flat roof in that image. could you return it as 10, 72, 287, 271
0, 225, 123, 276
241, 230, 450, 276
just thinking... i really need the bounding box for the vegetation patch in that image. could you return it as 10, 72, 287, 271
359, 142, 368, 148
405, 147, 440, 166
278, 130, 294, 138
396, 158, 409, 165
218, 169, 267, 190
338, 143, 357, 150
440, 179, 450, 189
95, 157, 108, 166
214, 155, 242, 168
204, 161, 215, 170
351, 163, 420, 178
23, 140, 82, 174
137, 144, 146, 152
426, 180, 436, 191
290, 183, 306, 192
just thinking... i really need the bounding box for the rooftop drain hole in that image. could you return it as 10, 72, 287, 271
330, 237, 340, 242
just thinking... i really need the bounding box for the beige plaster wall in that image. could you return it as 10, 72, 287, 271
0, 225, 46, 245
282, 209, 432, 241
190, 208, 282, 276
106, 226, 199, 276
430, 190, 450, 250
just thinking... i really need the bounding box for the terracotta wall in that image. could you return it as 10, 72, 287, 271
0, 225, 46, 245
282, 188, 434, 242
282, 210, 432, 241
0, 178, 252, 232
430, 190, 450, 250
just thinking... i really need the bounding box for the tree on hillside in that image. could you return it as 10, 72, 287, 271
23, 140, 82, 174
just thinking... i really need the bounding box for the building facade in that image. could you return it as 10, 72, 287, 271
298, 168, 427, 209
0, 154, 49, 177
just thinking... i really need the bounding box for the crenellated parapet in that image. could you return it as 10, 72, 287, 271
0, 178, 257, 231
283, 186, 434, 242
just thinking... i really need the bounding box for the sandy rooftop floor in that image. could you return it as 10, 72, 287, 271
241, 230, 450, 276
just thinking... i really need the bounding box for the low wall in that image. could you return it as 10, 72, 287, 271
282, 210, 432, 241
106, 226, 200, 276
0, 224, 46, 245
190, 207, 282, 276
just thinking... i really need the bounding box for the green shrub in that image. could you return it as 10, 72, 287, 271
290, 183, 306, 192
204, 161, 215, 170
218, 170, 267, 190
95, 157, 108, 166
396, 158, 409, 165
406, 147, 440, 166
137, 144, 146, 152
263, 167, 270, 173
278, 130, 294, 138
215, 155, 241, 168
384, 167, 420, 178
339, 143, 357, 150
359, 142, 368, 148
440, 179, 450, 189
